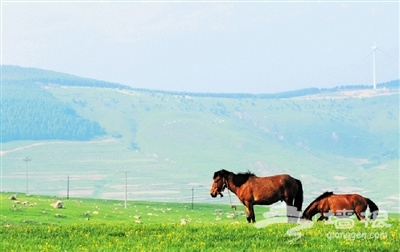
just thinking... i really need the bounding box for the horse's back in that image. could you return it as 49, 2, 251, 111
248, 174, 300, 203
331, 193, 365, 202
251, 174, 295, 187
327, 193, 368, 211
258, 173, 295, 182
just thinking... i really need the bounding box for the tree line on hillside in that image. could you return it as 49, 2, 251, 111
1, 80, 106, 143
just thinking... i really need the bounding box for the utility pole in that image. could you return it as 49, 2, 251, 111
191, 187, 194, 210
123, 171, 128, 209
23, 157, 31, 195
67, 175, 70, 199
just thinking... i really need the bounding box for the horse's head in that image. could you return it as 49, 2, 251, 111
210, 170, 228, 198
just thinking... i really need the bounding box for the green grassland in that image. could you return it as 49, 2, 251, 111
0, 192, 238, 226
1, 193, 399, 251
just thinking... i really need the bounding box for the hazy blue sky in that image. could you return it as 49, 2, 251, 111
2, 1, 399, 93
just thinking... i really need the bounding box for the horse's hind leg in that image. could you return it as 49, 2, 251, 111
285, 196, 299, 223
286, 204, 299, 223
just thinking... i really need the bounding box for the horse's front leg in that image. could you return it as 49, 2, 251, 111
354, 206, 367, 221
355, 211, 366, 221
244, 202, 255, 223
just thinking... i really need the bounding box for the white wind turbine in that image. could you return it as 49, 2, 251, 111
371, 45, 377, 90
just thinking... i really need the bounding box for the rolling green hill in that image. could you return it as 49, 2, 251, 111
1, 65, 399, 213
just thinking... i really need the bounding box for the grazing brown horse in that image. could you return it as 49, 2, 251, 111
210, 169, 303, 223
302, 192, 379, 221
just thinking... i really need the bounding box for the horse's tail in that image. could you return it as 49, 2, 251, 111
365, 198, 379, 220
294, 179, 303, 212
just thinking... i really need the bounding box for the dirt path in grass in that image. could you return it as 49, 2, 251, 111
0, 138, 116, 156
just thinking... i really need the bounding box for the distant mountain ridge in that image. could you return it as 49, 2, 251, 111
3, 65, 399, 98
2, 65, 129, 89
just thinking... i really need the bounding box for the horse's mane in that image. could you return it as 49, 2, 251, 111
233, 171, 255, 187
213, 169, 230, 179
213, 169, 255, 187
316, 191, 334, 200
303, 191, 334, 213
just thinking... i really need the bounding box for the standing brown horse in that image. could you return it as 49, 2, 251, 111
302, 192, 379, 221
210, 169, 303, 223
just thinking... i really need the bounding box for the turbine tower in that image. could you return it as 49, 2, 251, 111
371, 45, 377, 90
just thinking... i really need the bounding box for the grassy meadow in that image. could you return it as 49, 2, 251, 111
1, 192, 399, 251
